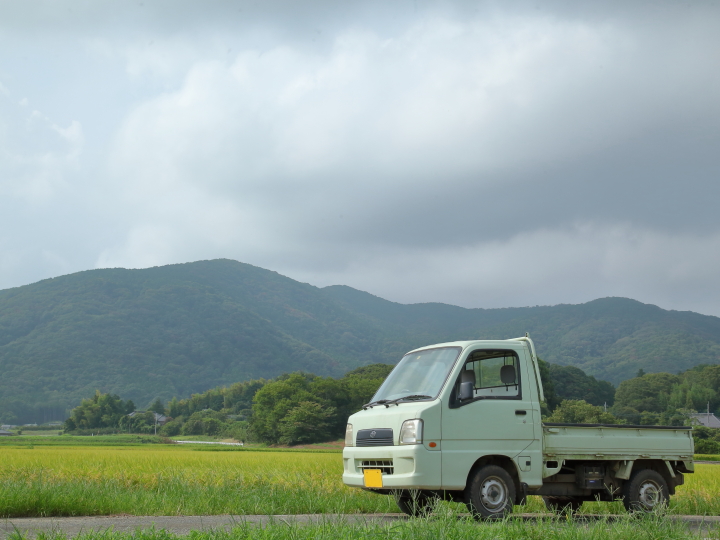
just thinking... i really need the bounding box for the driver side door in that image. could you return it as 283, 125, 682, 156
440, 348, 538, 489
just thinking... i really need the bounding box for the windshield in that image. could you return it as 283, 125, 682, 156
371, 346, 462, 402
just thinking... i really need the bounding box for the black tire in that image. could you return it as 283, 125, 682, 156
622, 469, 668, 513
464, 465, 516, 520
394, 490, 437, 517
543, 496, 582, 514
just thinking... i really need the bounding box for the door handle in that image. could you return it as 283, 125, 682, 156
515, 410, 527, 415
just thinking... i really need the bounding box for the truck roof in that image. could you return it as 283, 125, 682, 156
408, 338, 528, 354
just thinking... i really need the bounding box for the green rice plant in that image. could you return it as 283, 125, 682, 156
3, 446, 720, 518
0, 446, 395, 517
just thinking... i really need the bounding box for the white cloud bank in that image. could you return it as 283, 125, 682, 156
1, 1, 719, 315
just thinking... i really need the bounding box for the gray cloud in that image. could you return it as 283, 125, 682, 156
1, 1, 719, 316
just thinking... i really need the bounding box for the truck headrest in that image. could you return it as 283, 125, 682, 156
500, 364, 516, 385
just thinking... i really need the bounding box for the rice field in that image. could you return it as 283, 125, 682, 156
1, 445, 720, 518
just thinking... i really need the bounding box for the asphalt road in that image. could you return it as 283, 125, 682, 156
3, 514, 720, 538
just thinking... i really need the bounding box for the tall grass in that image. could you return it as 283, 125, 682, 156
2, 446, 720, 518
9, 514, 719, 540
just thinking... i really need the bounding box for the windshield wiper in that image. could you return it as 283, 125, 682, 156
362, 399, 390, 409
383, 394, 433, 407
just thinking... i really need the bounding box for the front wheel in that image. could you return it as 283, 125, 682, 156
464, 465, 516, 520
622, 469, 668, 513
394, 490, 437, 517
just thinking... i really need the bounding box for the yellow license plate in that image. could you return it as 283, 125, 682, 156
363, 469, 383, 488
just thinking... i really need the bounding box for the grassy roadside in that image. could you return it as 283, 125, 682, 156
6, 514, 718, 540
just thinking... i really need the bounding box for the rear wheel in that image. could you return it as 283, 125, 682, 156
394, 490, 437, 517
543, 496, 583, 514
464, 465, 516, 520
622, 469, 668, 513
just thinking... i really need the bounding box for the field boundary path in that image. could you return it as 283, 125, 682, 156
3, 514, 720, 538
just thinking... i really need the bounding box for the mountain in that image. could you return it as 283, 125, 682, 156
1, 258, 719, 423
321, 285, 720, 383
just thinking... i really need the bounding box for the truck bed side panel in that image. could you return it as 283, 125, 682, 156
542, 424, 694, 459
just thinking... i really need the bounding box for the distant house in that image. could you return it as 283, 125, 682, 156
128, 411, 171, 426
0, 430, 12, 437
1, 425, 16, 430
690, 413, 720, 428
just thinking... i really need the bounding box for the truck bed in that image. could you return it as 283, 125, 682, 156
542, 423, 694, 461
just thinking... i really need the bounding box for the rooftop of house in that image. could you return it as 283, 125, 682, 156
690, 412, 720, 428
127, 411, 170, 423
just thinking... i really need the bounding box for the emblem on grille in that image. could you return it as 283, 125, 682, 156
370, 430, 377, 438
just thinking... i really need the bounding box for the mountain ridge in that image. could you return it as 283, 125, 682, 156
1, 258, 719, 423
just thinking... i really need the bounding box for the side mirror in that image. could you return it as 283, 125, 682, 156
459, 381, 474, 401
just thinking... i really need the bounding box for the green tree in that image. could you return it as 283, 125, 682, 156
250, 373, 321, 443
278, 401, 337, 445
64, 390, 132, 431
614, 372, 680, 413
549, 364, 615, 407
546, 399, 625, 424
537, 358, 559, 412
159, 418, 182, 436
149, 398, 165, 415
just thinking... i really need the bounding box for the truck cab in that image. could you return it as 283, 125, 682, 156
342, 335, 693, 518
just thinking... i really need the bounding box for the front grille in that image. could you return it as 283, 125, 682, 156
356, 428, 393, 447
359, 460, 394, 475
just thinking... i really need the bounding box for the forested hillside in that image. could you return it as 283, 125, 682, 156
322, 286, 720, 384
1, 258, 719, 423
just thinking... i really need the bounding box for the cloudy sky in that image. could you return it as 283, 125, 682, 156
1, 0, 719, 315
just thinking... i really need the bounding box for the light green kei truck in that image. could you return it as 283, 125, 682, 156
342, 335, 694, 518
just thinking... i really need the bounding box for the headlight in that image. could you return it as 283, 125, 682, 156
399, 419, 423, 445
345, 423, 353, 446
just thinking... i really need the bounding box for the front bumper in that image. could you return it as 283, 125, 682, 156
342, 444, 442, 490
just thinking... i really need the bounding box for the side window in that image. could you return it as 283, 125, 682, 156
462, 350, 520, 399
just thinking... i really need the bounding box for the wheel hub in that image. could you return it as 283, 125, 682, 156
480, 477, 507, 510
638, 480, 660, 508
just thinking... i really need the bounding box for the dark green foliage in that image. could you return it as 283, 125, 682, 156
279, 401, 337, 445
180, 410, 226, 436
549, 364, 615, 407
546, 399, 625, 424
64, 363, 392, 445
120, 411, 158, 434
610, 364, 720, 432
614, 372, 681, 413
537, 358, 559, 412
538, 357, 615, 414
692, 426, 720, 454
342, 364, 395, 380
149, 399, 165, 415
64, 391, 135, 431
2, 259, 720, 422
248, 366, 391, 444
